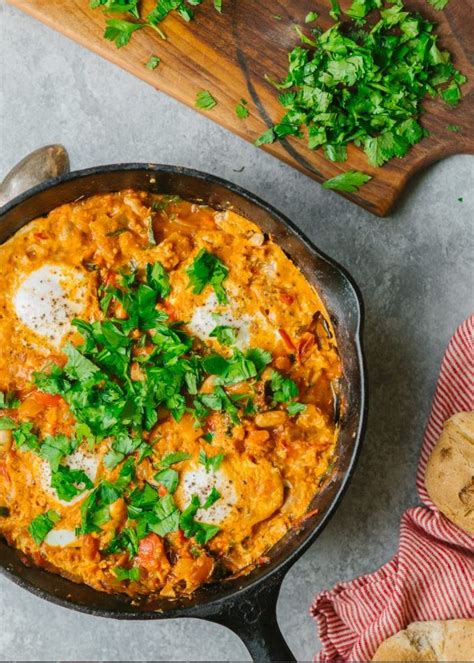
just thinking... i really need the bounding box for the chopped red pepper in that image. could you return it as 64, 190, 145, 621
32, 391, 62, 408
279, 292, 295, 305
278, 328, 296, 352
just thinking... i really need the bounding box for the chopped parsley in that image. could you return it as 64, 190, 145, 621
113, 566, 140, 581
186, 249, 228, 304
51, 466, 94, 502
195, 90, 218, 110
269, 370, 299, 404
154, 467, 179, 493
210, 325, 237, 347
104, 19, 144, 48
179, 494, 220, 544
287, 402, 306, 416
146, 55, 161, 70
427, 0, 449, 9
0, 392, 19, 409
159, 451, 192, 467
28, 510, 61, 545
198, 450, 224, 473
203, 486, 221, 508
322, 171, 372, 193
235, 98, 249, 119
256, 0, 466, 167
305, 11, 319, 23
92, 0, 222, 46
0, 416, 16, 430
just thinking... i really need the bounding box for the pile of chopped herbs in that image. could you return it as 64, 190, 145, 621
90, 0, 223, 47
1, 253, 305, 566
256, 0, 466, 167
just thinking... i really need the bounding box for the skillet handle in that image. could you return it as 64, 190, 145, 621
0, 145, 70, 208
203, 568, 295, 662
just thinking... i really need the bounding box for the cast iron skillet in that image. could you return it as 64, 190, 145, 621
0, 153, 366, 662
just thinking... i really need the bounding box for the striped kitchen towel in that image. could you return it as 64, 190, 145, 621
311, 315, 474, 663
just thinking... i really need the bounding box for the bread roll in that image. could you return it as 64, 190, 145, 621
424, 411, 474, 534
372, 619, 474, 661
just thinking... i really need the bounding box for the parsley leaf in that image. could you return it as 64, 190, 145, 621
159, 451, 192, 468
210, 325, 237, 346
305, 11, 319, 23
0, 417, 16, 430
39, 434, 73, 471
113, 566, 140, 581
51, 466, 93, 502
322, 171, 372, 193
427, 0, 449, 9
186, 249, 229, 304
195, 90, 217, 110
257, 1, 465, 167
104, 19, 144, 48
0, 392, 19, 409
154, 467, 179, 494
28, 510, 61, 545
146, 55, 160, 70
13, 422, 40, 451
203, 486, 221, 508
235, 99, 249, 119
179, 494, 220, 544
287, 402, 306, 416
269, 370, 299, 404
198, 450, 224, 473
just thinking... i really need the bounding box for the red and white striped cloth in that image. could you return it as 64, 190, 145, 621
311, 316, 474, 662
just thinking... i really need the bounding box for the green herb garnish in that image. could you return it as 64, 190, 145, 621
186, 248, 228, 304
113, 566, 140, 581
146, 55, 161, 70
322, 171, 372, 193
256, 0, 466, 167
28, 510, 61, 545
179, 494, 220, 544
195, 90, 217, 110
198, 450, 224, 473
235, 98, 249, 119
104, 19, 144, 48
427, 0, 449, 9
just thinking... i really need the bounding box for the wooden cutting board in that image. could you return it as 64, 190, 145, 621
8, 0, 474, 216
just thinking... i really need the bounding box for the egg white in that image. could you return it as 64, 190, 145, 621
13, 264, 87, 348
187, 292, 252, 350
177, 464, 237, 525
39, 448, 99, 507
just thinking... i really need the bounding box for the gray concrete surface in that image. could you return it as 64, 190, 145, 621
0, 2, 473, 660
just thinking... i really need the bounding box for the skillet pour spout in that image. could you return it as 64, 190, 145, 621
0, 155, 366, 663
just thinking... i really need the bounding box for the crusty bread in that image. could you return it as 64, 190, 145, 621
424, 411, 474, 535
372, 619, 474, 661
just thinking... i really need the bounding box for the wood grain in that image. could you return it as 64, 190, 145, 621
7, 0, 474, 216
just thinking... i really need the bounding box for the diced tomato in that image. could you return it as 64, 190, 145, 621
30, 551, 47, 567
279, 292, 295, 305
162, 300, 176, 321
32, 391, 62, 408
83, 534, 100, 561
137, 533, 165, 571
104, 271, 119, 287
158, 484, 168, 497
0, 462, 10, 483
278, 328, 296, 352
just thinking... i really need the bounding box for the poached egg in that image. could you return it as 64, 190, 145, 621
13, 264, 88, 349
